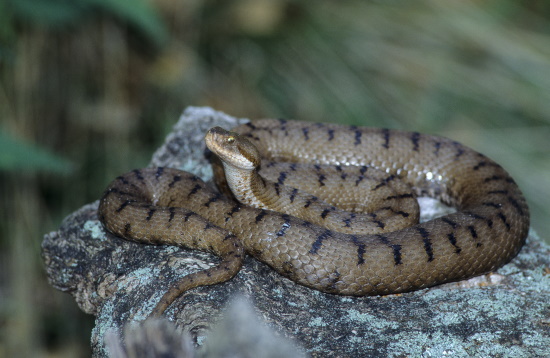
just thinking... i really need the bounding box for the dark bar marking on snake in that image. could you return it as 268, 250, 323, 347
146, 208, 156, 221
168, 207, 176, 222
302, 127, 310, 141
245, 122, 257, 130
507, 196, 525, 216
473, 161, 489, 171
453, 141, 465, 160
441, 217, 458, 229
278, 118, 288, 135
417, 227, 434, 262
488, 190, 509, 195
309, 230, 332, 254
484, 175, 506, 183
318, 174, 326, 187
155, 167, 164, 179
116, 175, 130, 185
373, 175, 396, 190
343, 213, 356, 228
204, 192, 222, 208
381, 128, 390, 149
447, 232, 461, 254
393, 210, 410, 218
351, 236, 366, 265
276, 214, 292, 237
497, 212, 511, 231
327, 128, 335, 141
227, 204, 241, 217
274, 183, 281, 197
133, 169, 145, 181
187, 184, 202, 199
385, 193, 414, 200
289, 188, 298, 203
376, 234, 402, 265
411, 132, 420, 151
278, 172, 288, 185
465, 211, 493, 229
255, 210, 267, 223
183, 211, 194, 222
482, 202, 502, 209
468, 225, 478, 239
369, 213, 385, 229
116, 200, 134, 213
321, 208, 333, 219
433, 141, 441, 156
204, 222, 215, 231
354, 129, 362, 146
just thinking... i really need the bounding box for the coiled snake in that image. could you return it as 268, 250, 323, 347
98, 119, 529, 316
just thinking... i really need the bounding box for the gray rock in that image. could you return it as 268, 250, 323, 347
42, 107, 550, 358
103, 297, 306, 358
104, 319, 196, 358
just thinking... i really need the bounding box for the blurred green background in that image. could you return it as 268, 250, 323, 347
1, 0, 549, 356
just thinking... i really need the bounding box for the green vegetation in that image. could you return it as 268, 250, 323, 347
0, 131, 72, 172
1, 0, 549, 356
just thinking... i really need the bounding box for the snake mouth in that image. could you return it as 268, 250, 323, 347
205, 126, 261, 170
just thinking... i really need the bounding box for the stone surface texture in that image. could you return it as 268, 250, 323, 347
42, 107, 550, 358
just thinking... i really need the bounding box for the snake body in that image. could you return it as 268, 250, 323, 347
98, 119, 529, 316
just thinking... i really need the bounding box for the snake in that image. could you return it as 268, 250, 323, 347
98, 119, 530, 316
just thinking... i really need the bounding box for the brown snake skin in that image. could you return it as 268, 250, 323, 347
98, 119, 530, 316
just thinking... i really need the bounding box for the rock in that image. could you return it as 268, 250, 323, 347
104, 297, 306, 358
104, 319, 195, 358
42, 107, 550, 358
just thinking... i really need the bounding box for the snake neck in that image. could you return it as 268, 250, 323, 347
222, 162, 273, 209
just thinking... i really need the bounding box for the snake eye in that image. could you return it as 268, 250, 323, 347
227, 136, 235, 144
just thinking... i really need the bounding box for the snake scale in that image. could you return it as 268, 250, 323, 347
98, 119, 530, 316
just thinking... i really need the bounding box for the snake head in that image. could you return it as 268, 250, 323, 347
205, 126, 261, 170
